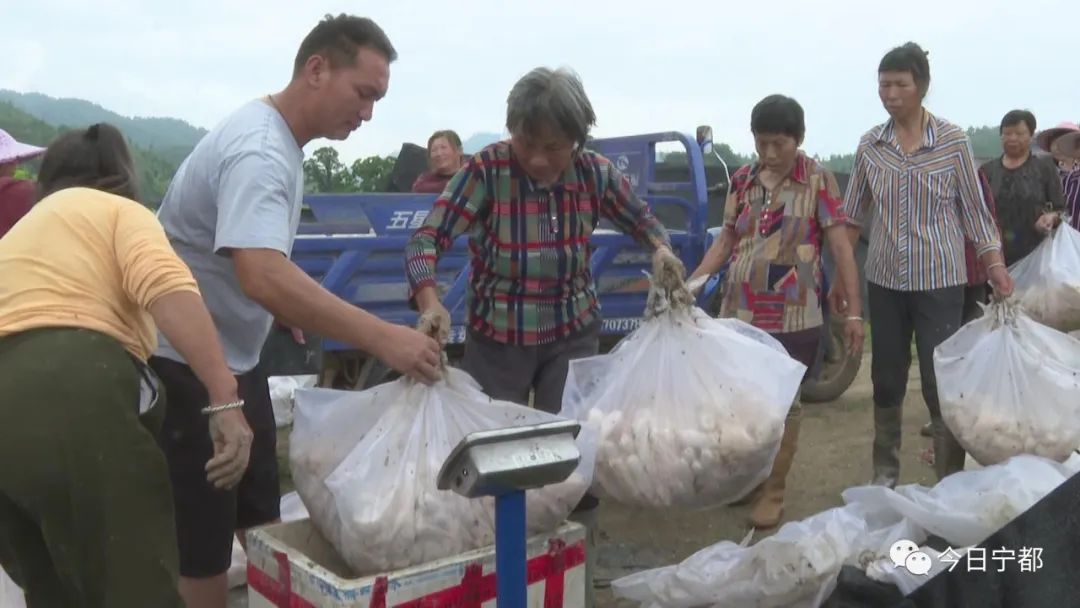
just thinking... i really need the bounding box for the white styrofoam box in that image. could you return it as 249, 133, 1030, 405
229, 492, 310, 589
246, 518, 586, 607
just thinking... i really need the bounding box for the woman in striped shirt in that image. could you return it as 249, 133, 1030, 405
1047, 130, 1080, 229
840, 42, 1014, 488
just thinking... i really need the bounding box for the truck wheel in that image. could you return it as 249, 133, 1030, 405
801, 320, 862, 403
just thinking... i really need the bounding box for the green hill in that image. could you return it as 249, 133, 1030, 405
0, 90, 206, 167
0, 101, 180, 205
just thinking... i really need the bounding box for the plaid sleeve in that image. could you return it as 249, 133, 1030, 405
405, 156, 488, 300
598, 160, 670, 251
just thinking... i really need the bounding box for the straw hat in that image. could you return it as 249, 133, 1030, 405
0, 129, 46, 165
1051, 130, 1080, 160
1034, 121, 1080, 154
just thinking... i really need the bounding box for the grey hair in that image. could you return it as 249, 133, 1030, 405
506, 67, 597, 148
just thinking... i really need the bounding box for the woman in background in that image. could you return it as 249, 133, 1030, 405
411, 129, 466, 193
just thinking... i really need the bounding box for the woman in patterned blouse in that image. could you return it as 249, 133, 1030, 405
688, 94, 864, 529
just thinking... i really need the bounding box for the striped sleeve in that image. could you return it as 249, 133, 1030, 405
952, 136, 1001, 256
843, 137, 873, 226
405, 156, 488, 300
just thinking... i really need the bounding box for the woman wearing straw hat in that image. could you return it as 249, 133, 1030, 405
1046, 127, 1080, 230
0, 128, 46, 238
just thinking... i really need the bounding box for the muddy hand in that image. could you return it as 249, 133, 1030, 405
653, 247, 694, 307
988, 265, 1015, 300
417, 303, 451, 346
843, 318, 865, 357
205, 408, 253, 490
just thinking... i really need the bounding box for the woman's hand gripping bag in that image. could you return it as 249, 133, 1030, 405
1009, 223, 1080, 332
561, 275, 806, 509
934, 300, 1080, 466
290, 368, 595, 575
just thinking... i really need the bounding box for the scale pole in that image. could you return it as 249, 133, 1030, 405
495, 490, 527, 607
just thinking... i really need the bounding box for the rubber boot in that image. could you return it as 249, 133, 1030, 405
872, 406, 902, 488
567, 495, 598, 608
748, 409, 801, 529
932, 418, 966, 480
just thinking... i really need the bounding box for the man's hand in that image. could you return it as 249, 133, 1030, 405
988, 265, 1015, 299
417, 302, 452, 346
375, 323, 443, 384
843, 318, 866, 357
205, 409, 253, 490
1035, 212, 1060, 234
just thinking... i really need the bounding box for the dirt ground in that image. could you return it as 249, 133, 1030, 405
230, 350, 940, 607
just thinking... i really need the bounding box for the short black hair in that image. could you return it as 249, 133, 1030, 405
293, 14, 397, 78
879, 42, 931, 96
37, 123, 139, 201
1000, 109, 1036, 135
750, 94, 806, 142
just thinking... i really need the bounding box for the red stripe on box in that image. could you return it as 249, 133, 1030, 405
245, 551, 318, 608
249, 539, 585, 607
371, 576, 389, 608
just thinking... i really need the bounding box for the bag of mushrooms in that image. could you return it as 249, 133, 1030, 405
1009, 223, 1080, 333
562, 273, 806, 509
289, 368, 594, 575
934, 300, 1080, 466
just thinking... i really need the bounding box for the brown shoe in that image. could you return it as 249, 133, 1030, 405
749, 412, 801, 529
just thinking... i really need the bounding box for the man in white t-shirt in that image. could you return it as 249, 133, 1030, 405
151, 14, 442, 607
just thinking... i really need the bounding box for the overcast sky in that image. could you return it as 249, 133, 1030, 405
7, 0, 1076, 162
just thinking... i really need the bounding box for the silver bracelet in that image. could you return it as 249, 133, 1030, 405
987, 262, 1006, 271
846, 316, 864, 322
201, 400, 245, 416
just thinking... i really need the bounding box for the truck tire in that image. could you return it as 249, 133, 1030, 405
800, 320, 862, 403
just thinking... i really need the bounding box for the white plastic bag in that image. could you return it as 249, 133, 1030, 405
1009, 223, 1080, 332
290, 368, 594, 575
841, 455, 1072, 548
865, 545, 968, 596
268, 375, 317, 428
934, 301, 1080, 465
611, 504, 869, 608
562, 283, 805, 509
1, 566, 25, 608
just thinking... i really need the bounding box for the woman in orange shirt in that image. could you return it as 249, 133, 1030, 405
0, 123, 252, 607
